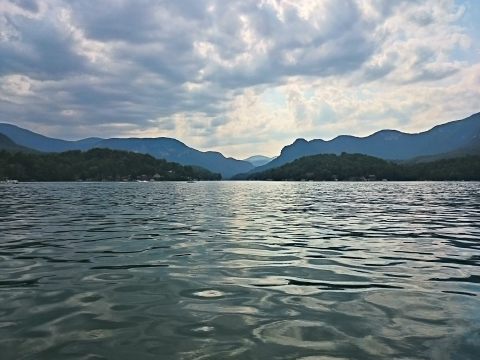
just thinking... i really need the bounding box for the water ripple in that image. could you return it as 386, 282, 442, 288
0, 181, 479, 359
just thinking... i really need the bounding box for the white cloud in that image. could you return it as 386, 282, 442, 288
0, 0, 478, 157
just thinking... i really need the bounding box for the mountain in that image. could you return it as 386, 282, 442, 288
0, 123, 253, 178
246, 152, 480, 181
3, 112, 478, 179
408, 136, 480, 163
0, 133, 38, 153
0, 123, 101, 152
93, 137, 253, 178
243, 155, 275, 167
244, 112, 480, 176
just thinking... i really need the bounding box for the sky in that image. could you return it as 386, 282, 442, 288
0, 0, 479, 158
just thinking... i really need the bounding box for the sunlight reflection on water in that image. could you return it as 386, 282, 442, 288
0, 181, 479, 359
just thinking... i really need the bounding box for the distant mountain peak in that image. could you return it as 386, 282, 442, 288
243, 155, 276, 167
368, 129, 406, 141
293, 138, 308, 144
241, 112, 480, 177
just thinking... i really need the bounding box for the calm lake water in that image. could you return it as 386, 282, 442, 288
1, 182, 479, 359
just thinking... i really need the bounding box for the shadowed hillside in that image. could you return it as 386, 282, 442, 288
246, 153, 480, 181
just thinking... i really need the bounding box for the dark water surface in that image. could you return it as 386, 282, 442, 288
1, 182, 479, 359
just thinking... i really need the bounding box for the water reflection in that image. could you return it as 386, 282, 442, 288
0, 181, 479, 359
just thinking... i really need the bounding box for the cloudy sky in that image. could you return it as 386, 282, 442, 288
1, 0, 479, 158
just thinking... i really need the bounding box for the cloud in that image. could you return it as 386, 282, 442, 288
0, 0, 478, 157
0, 8, 89, 78
10, 0, 39, 13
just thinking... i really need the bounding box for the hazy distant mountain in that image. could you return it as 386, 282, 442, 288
246, 112, 480, 175
0, 133, 37, 153
243, 155, 275, 167
0, 123, 253, 178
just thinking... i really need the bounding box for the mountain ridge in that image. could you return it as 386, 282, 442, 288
0, 133, 38, 153
2, 112, 479, 179
0, 123, 253, 178
0, 123, 102, 152
244, 112, 480, 176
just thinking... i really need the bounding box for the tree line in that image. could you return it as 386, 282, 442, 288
246, 153, 480, 181
0, 148, 221, 181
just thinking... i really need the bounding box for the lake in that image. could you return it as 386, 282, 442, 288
1, 182, 479, 359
